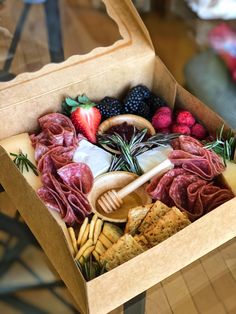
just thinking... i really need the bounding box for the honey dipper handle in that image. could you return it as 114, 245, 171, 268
117, 159, 174, 200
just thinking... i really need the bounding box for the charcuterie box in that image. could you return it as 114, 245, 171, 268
0, 1, 236, 313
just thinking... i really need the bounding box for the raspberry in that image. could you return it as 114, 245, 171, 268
176, 110, 195, 127
172, 124, 191, 135
191, 123, 207, 139
154, 106, 172, 115
152, 112, 172, 130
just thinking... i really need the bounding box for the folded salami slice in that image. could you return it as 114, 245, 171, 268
38, 146, 76, 174
57, 163, 94, 194
147, 169, 234, 220
31, 113, 77, 150
38, 173, 90, 225
169, 174, 200, 211
32, 112, 94, 226
37, 186, 79, 226
146, 168, 188, 207
169, 135, 225, 180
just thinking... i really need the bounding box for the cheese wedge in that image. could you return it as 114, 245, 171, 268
222, 161, 236, 196
0, 133, 41, 191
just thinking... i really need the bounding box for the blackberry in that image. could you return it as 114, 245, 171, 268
146, 93, 167, 117
123, 85, 151, 119
97, 97, 123, 120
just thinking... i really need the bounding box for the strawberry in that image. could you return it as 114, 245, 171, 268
63, 95, 101, 143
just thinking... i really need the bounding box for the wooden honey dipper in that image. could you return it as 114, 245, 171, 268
98, 159, 174, 213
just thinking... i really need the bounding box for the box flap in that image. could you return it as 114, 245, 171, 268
0, 0, 154, 114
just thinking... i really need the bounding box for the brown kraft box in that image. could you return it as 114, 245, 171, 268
0, 1, 235, 313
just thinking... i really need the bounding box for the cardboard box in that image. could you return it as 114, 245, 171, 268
0, 1, 235, 313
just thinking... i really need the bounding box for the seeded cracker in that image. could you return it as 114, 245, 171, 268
143, 207, 191, 247
100, 234, 144, 271
125, 204, 153, 235
138, 200, 171, 233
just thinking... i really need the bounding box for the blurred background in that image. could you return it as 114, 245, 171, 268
0, 0, 236, 313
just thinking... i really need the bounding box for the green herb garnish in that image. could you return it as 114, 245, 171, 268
204, 125, 236, 166
10, 150, 38, 176
75, 256, 106, 281
98, 129, 179, 175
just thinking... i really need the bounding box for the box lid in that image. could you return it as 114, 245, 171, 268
0, 0, 154, 115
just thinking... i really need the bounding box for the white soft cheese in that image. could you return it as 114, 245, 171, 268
73, 139, 112, 177
137, 145, 173, 173
0, 133, 42, 191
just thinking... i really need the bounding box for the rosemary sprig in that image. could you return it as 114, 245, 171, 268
75, 256, 106, 281
10, 150, 38, 176
98, 129, 180, 175
204, 125, 236, 166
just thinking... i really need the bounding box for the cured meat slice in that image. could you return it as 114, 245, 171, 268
38, 186, 61, 213
146, 168, 234, 220
169, 136, 225, 180
146, 168, 188, 206
50, 146, 75, 169
178, 135, 203, 155
43, 122, 65, 146
31, 113, 77, 150
169, 174, 199, 211
57, 163, 94, 194
32, 112, 94, 226
38, 185, 78, 226
39, 113, 75, 132
39, 173, 91, 225
34, 143, 49, 162
200, 184, 234, 212
37, 146, 75, 174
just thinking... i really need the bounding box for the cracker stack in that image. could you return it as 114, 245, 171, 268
100, 200, 191, 271
100, 234, 145, 271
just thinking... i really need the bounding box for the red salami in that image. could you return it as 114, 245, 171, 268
169, 135, 225, 180
31, 113, 77, 150
57, 163, 93, 194
37, 146, 76, 174
31, 112, 94, 226
146, 168, 187, 206
147, 135, 233, 220
169, 174, 199, 210
39, 172, 91, 225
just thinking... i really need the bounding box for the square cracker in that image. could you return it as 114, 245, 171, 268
125, 204, 153, 235
100, 234, 144, 270
143, 207, 191, 247
138, 200, 171, 234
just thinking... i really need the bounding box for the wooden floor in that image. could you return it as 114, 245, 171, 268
1, 1, 236, 313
